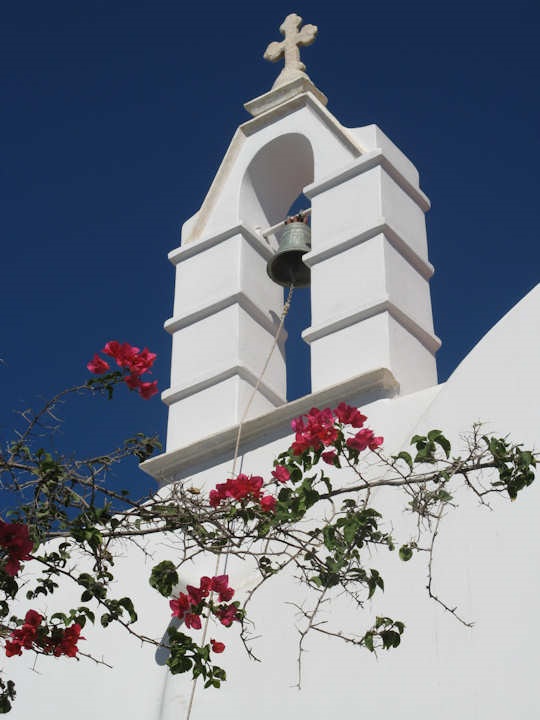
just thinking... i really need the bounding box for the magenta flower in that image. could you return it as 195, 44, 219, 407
86, 354, 110, 374
271, 465, 290, 483
260, 495, 277, 513
210, 638, 225, 653
333, 402, 367, 428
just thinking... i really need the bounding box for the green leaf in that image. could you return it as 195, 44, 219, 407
119, 597, 138, 624
149, 561, 178, 598
394, 451, 413, 471
399, 545, 413, 562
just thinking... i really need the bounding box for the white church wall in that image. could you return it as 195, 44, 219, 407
154, 281, 540, 719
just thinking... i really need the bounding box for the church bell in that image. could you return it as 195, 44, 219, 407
266, 220, 311, 287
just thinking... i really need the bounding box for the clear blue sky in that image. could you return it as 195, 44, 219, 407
2, 0, 539, 494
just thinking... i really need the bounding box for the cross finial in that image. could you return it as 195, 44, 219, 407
264, 13, 318, 89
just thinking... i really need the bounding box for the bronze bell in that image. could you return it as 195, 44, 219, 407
267, 221, 311, 287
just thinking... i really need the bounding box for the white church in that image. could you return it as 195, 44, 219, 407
10, 13, 540, 720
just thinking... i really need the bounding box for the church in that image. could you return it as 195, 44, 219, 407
9, 13, 540, 720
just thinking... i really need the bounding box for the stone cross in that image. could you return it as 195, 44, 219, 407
264, 13, 318, 89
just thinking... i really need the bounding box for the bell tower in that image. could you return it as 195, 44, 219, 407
163, 13, 439, 454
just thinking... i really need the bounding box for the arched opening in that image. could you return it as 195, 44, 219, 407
240, 134, 314, 401
239, 133, 314, 231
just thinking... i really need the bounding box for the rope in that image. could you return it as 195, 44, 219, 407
231, 283, 294, 477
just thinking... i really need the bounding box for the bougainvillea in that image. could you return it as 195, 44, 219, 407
5, 610, 83, 659
0, 522, 33, 577
0, 345, 535, 714
87, 340, 158, 399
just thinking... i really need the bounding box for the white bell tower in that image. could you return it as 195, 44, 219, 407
163, 14, 439, 454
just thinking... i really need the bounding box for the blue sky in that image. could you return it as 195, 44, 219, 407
2, 0, 539, 494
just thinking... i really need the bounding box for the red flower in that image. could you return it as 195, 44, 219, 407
24, 610, 43, 628
209, 474, 264, 508
124, 374, 141, 390
346, 429, 383, 453
333, 402, 367, 428
184, 613, 202, 630
130, 348, 157, 375
102, 341, 121, 358
5, 610, 43, 657
86, 354, 110, 374
321, 450, 337, 465
170, 593, 191, 619
210, 639, 225, 653
103, 341, 140, 369
211, 575, 234, 602
0, 521, 33, 576
216, 604, 239, 627
260, 495, 277, 513
5, 640, 22, 657
291, 407, 338, 455
138, 381, 158, 400
271, 465, 290, 483
52, 624, 83, 657
186, 576, 213, 605
5, 613, 84, 659
97, 341, 159, 399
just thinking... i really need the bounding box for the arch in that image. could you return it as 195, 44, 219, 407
240, 135, 315, 402
239, 133, 314, 230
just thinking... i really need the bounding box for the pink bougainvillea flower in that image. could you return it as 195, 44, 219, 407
210, 575, 235, 602
186, 585, 204, 605
186, 576, 212, 605
138, 381, 159, 400
124, 374, 141, 390
104, 342, 140, 369
5, 640, 23, 657
209, 474, 264, 508
52, 623, 84, 657
100, 341, 159, 398
321, 450, 337, 465
5, 609, 43, 657
199, 576, 213, 598
170, 593, 191, 619
0, 521, 34, 576
102, 341, 121, 358
129, 348, 157, 375
24, 610, 43, 628
5, 612, 84, 659
210, 639, 225, 653
86, 354, 110, 375
184, 613, 202, 630
333, 402, 367, 428
291, 407, 338, 455
271, 465, 290, 483
216, 604, 240, 627
346, 429, 384, 453
260, 495, 277, 513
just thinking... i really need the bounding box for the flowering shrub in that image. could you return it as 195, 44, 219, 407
5, 610, 83, 658
87, 340, 158, 399
0, 347, 536, 713
0, 522, 33, 577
